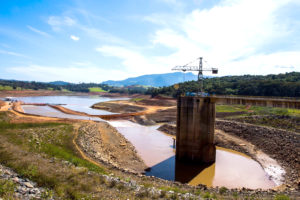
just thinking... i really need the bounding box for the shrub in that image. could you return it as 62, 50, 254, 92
0, 180, 15, 198
275, 194, 290, 200
219, 186, 228, 194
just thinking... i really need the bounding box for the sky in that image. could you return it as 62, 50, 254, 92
0, 0, 300, 83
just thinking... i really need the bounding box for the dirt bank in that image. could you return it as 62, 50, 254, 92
158, 120, 299, 190
76, 122, 147, 173
7, 103, 148, 174
92, 101, 146, 113
91, 98, 299, 189
4, 101, 300, 197
93, 98, 177, 124
0, 100, 9, 111
230, 115, 300, 133
215, 120, 300, 189
158, 123, 176, 135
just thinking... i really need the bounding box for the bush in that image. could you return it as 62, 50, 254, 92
0, 180, 15, 197
275, 194, 290, 200
219, 186, 228, 194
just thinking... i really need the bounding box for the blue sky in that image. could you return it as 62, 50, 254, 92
0, 0, 300, 83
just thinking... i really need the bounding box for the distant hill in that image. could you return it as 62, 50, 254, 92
48, 81, 70, 86
147, 72, 300, 98
102, 72, 199, 87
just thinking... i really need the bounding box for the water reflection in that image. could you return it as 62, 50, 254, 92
15, 96, 278, 189
175, 159, 213, 185
15, 95, 128, 115
22, 105, 103, 122
145, 147, 275, 189
111, 120, 276, 189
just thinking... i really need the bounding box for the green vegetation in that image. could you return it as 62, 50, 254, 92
216, 105, 248, 113
0, 113, 112, 199
2, 72, 299, 97
129, 97, 144, 102
0, 79, 113, 93
219, 186, 228, 195
216, 104, 300, 117
0, 85, 13, 91
41, 143, 106, 174
146, 72, 300, 97
0, 179, 16, 199
216, 104, 300, 132
0, 121, 106, 174
158, 186, 187, 194
88, 87, 107, 92
275, 194, 290, 200
0, 111, 295, 199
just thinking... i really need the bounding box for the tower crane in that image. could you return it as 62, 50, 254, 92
172, 57, 218, 94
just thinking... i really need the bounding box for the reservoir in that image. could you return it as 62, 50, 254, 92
19, 95, 280, 189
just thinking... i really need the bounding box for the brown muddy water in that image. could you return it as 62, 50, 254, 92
18, 97, 283, 189
109, 120, 278, 189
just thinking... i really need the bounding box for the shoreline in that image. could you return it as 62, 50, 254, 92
5, 95, 299, 193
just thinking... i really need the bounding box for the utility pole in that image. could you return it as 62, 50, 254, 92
172, 57, 218, 95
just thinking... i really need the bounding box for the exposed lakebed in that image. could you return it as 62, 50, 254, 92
17, 95, 281, 189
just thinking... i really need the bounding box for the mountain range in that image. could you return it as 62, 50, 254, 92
102, 72, 199, 87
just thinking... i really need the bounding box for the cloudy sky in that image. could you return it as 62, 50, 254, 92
0, 0, 299, 83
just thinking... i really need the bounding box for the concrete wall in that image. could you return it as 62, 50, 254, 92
215, 96, 300, 109
176, 96, 216, 163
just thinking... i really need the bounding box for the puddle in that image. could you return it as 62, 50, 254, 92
110, 120, 277, 189
188, 147, 276, 189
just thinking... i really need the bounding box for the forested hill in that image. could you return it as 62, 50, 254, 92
0, 79, 112, 93
1, 72, 300, 97
146, 72, 300, 97
102, 72, 198, 87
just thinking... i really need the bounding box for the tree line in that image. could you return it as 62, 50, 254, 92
145, 72, 300, 98
1, 72, 300, 97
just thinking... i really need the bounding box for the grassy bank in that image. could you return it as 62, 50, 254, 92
88, 87, 107, 92
0, 112, 297, 199
216, 105, 300, 132
0, 112, 123, 199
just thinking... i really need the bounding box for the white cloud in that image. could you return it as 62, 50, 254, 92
96, 45, 173, 76
0, 49, 30, 58
27, 25, 51, 37
79, 26, 129, 45
147, 0, 300, 76
48, 16, 76, 31
70, 35, 80, 41
156, 0, 185, 8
